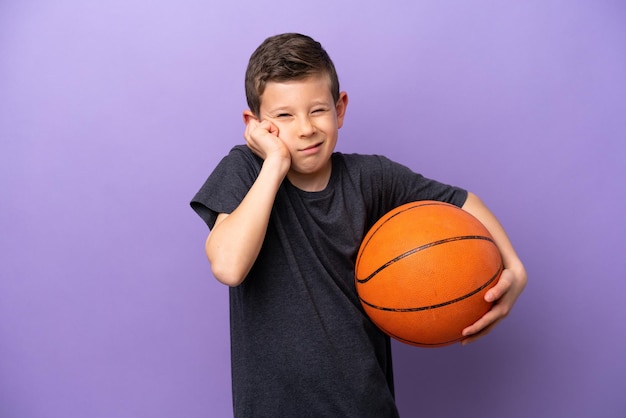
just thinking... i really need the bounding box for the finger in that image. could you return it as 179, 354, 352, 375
244, 128, 265, 159
244, 119, 259, 141
485, 269, 513, 302
462, 308, 499, 337
461, 319, 500, 345
266, 121, 279, 136
462, 295, 512, 337
257, 120, 279, 137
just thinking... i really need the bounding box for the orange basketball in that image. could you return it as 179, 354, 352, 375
355, 200, 502, 347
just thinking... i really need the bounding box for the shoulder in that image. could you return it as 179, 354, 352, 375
226, 145, 262, 166
190, 145, 262, 227
212, 145, 263, 179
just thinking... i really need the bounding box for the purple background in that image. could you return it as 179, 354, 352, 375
1, 1, 625, 417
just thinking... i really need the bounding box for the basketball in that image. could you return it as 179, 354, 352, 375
355, 200, 502, 347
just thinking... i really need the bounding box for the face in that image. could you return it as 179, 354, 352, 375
257, 75, 348, 190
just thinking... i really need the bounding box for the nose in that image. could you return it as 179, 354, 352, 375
297, 116, 316, 137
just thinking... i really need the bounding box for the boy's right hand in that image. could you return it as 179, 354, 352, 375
243, 117, 291, 172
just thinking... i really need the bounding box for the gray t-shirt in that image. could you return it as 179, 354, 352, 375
191, 145, 467, 417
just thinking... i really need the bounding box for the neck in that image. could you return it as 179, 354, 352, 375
286, 162, 332, 192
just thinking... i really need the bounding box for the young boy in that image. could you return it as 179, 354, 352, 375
191, 33, 526, 417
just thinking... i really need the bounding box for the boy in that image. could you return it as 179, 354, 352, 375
191, 33, 526, 417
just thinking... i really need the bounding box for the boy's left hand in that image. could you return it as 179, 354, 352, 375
460, 265, 527, 345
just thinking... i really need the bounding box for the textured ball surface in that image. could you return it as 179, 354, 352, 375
355, 200, 502, 347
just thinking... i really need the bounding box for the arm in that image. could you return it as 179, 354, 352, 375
205, 115, 290, 287
460, 192, 528, 344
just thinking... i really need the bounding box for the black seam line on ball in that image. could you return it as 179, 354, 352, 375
359, 261, 503, 312
356, 202, 447, 265
356, 235, 496, 284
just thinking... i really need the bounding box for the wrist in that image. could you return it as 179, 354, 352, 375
503, 261, 527, 283
263, 153, 290, 176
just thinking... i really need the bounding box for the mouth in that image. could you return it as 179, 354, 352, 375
300, 142, 323, 153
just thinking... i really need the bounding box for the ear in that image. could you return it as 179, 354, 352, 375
335, 92, 349, 128
242, 110, 259, 126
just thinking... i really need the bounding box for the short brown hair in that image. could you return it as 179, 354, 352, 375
245, 33, 340, 117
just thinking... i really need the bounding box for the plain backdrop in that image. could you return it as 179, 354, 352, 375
1, 1, 625, 417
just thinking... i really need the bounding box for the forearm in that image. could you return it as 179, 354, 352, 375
206, 157, 288, 286
460, 192, 527, 341
461, 192, 525, 275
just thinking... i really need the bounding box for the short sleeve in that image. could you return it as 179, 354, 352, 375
190, 145, 262, 229
378, 155, 468, 208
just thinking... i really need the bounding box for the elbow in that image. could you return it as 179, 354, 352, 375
209, 258, 248, 287
204, 228, 252, 287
